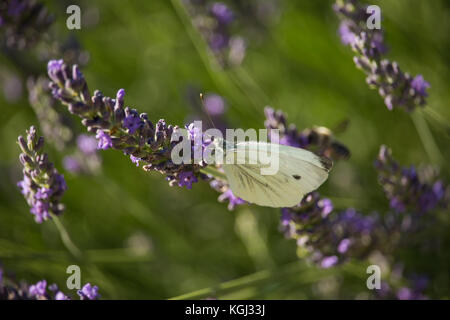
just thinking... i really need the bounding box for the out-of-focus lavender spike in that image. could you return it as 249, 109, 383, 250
16, 126, 67, 223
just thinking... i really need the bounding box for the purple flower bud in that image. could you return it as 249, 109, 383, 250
318, 198, 333, 217
123, 114, 143, 134
19, 153, 33, 166
29, 280, 47, 297
35, 187, 52, 200
338, 22, 356, 45
77, 134, 98, 155
321, 255, 338, 268
217, 189, 246, 211
411, 75, 430, 97
130, 155, 140, 166
338, 238, 352, 254
95, 130, 113, 150
55, 291, 70, 300
210, 2, 234, 24
47, 59, 64, 81
30, 200, 50, 223
78, 283, 100, 300
204, 94, 226, 116
63, 156, 81, 173
177, 171, 198, 189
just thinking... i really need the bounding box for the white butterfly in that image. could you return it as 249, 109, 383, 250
221, 141, 332, 208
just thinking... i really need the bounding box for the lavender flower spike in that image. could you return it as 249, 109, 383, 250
47, 59, 206, 189
0, 267, 100, 300
375, 145, 448, 214
17, 126, 67, 223
334, 0, 430, 112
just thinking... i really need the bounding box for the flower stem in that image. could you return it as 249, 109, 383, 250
168, 261, 302, 300
51, 213, 82, 259
169, 0, 262, 127
411, 110, 443, 166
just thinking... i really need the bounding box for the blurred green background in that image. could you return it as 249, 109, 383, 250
0, 0, 449, 299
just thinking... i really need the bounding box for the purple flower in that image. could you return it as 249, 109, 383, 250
96, 130, 113, 150
209, 33, 229, 51
47, 60, 205, 190
338, 22, 356, 45
55, 291, 70, 300
30, 200, 50, 223
29, 280, 47, 297
280, 208, 292, 226
17, 176, 32, 195
78, 283, 99, 300
204, 94, 226, 116
411, 75, 430, 97
210, 2, 234, 24
130, 155, 140, 166
396, 287, 426, 300
1, 266, 101, 300
48, 283, 58, 292
63, 156, 81, 173
17, 126, 67, 222
321, 256, 338, 268
279, 135, 302, 148
318, 198, 333, 217
338, 238, 352, 254
7, 0, 27, 17
47, 59, 63, 73
178, 171, 198, 189
218, 189, 246, 211
123, 115, 143, 134
390, 197, 405, 213
35, 187, 52, 200
77, 134, 98, 155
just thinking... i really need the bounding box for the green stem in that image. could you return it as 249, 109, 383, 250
51, 213, 82, 259
422, 108, 450, 137
169, 0, 262, 127
410, 110, 443, 166
168, 261, 304, 300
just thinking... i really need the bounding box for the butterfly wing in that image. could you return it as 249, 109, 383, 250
222, 141, 332, 208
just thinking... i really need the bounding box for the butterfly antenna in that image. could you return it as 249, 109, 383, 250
200, 93, 216, 129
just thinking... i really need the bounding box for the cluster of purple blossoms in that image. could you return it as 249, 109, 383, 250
266, 108, 406, 269
281, 192, 378, 267
0, 267, 99, 300
183, 0, 246, 67
375, 272, 429, 300
264, 107, 350, 161
375, 145, 448, 214
334, 0, 430, 112
47, 59, 207, 189
77, 283, 100, 300
0, 0, 54, 50
280, 143, 448, 273
17, 126, 67, 223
